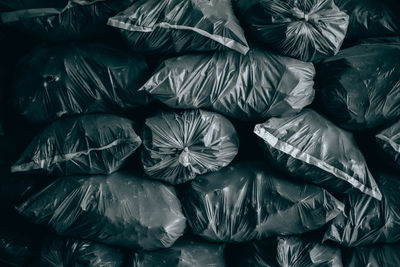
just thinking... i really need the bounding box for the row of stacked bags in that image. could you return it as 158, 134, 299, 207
0, 0, 399, 266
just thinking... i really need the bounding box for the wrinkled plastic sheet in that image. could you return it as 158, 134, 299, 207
233, 0, 349, 62
254, 109, 382, 200
13, 43, 151, 124
141, 49, 315, 122
376, 119, 400, 168
41, 236, 126, 267
141, 109, 239, 184
17, 172, 187, 250
107, 0, 249, 55
346, 244, 400, 267
324, 172, 400, 247
181, 162, 344, 242
316, 40, 400, 131
131, 236, 226, 267
12, 114, 142, 176
0, 0, 135, 41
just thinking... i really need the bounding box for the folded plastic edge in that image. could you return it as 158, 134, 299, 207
376, 134, 400, 153
254, 124, 382, 200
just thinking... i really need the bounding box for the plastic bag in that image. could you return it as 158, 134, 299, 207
346, 244, 400, 267
335, 0, 400, 40
233, 0, 349, 62
316, 40, 400, 131
376, 120, 400, 168
12, 114, 142, 176
107, 0, 249, 55
181, 162, 344, 242
13, 42, 151, 124
17, 172, 187, 250
140, 49, 315, 122
254, 109, 381, 200
141, 109, 239, 184
0, 0, 135, 42
41, 236, 126, 267
131, 236, 226, 267
324, 172, 400, 246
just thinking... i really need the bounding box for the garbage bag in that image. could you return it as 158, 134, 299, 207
140, 49, 315, 122
316, 40, 400, 131
254, 109, 382, 200
324, 172, 400, 246
232, 0, 349, 62
346, 244, 400, 267
141, 109, 239, 185
0, 0, 135, 42
334, 0, 400, 40
12, 114, 142, 176
17, 171, 187, 250
41, 236, 126, 267
13, 42, 151, 124
107, 0, 249, 55
130, 236, 226, 267
376, 120, 400, 168
181, 162, 344, 242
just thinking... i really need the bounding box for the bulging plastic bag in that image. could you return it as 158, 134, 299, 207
376, 120, 400, 168
181, 162, 344, 242
130, 236, 226, 267
107, 0, 249, 55
324, 172, 400, 247
141, 109, 239, 184
346, 244, 400, 267
13, 43, 151, 124
12, 114, 142, 176
254, 109, 382, 200
334, 0, 400, 40
41, 236, 126, 267
141, 49, 315, 121
0, 0, 135, 42
316, 40, 400, 131
17, 172, 187, 250
233, 0, 349, 62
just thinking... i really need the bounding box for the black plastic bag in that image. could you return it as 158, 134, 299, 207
12, 114, 142, 176
141, 49, 315, 122
130, 236, 226, 267
13, 43, 151, 124
324, 172, 400, 247
346, 244, 400, 267
0, 0, 135, 42
17, 172, 187, 250
41, 236, 126, 267
233, 0, 349, 62
107, 0, 249, 55
316, 40, 400, 131
141, 109, 239, 185
335, 0, 400, 40
376, 120, 400, 168
181, 162, 344, 242
254, 109, 381, 200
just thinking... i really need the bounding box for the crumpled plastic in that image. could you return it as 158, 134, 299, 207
140, 49, 315, 122
232, 0, 349, 62
324, 171, 400, 247
181, 162, 344, 243
335, 0, 400, 40
13, 42, 151, 124
376, 119, 400, 168
12, 114, 142, 176
41, 236, 126, 267
141, 109, 239, 185
107, 0, 249, 55
17, 172, 187, 250
346, 244, 400, 267
0, 0, 135, 42
316, 40, 400, 131
131, 236, 226, 267
254, 109, 382, 200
